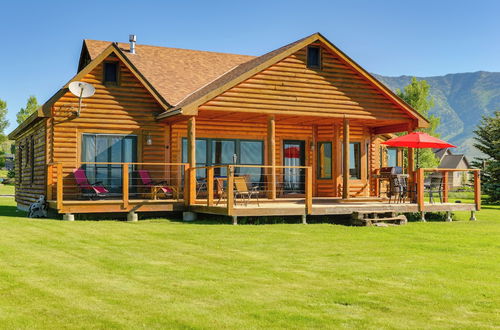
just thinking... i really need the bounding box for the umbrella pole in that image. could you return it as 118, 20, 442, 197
416, 149, 419, 168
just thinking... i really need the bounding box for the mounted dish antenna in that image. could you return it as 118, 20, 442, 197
68, 81, 95, 117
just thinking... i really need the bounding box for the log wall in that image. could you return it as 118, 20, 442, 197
49, 53, 167, 199
15, 119, 47, 209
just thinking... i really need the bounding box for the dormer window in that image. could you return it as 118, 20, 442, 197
307, 46, 321, 69
104, 62, 118, 84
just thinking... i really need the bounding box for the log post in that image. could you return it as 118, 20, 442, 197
417, 168, 425, 212
267, 115, 276, 200
47, 164, 53, 200
442, 170, 448, 203
474, 170, 481, 211
207, 166, 214, 206
305, 167, 313, 215
122, 163, 129, 209
183, 164, 190, 206
342, 117, 350, 200
227, 165, 234, 215
187, 116, 196, 205
56, 163, 63, 211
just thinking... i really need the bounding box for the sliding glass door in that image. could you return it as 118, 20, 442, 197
81, 134, 137, 193
182, 138, 264, 184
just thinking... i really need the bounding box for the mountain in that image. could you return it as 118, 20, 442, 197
374, 71, 500, 159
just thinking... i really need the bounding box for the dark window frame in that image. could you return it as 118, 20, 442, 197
103, 61, 120, 85
317, 141, 332, 179
307, 46, 322, 69
181, 137, 264, 182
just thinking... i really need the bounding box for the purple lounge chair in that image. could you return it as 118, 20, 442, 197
73, 168, 109, 199
138, 169, 178, 200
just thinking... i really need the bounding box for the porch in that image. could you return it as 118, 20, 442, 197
47, 161, 481, 220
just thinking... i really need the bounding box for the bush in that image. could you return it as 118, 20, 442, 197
7, 169, 14, 178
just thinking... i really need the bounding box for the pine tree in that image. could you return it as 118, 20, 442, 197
396, 77, 440, 168
473, 111, 500, 203
16, 95, 39, 124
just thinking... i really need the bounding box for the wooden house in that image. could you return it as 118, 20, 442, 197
8, 33, 480, 221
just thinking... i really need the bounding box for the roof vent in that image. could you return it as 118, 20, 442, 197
129, 34, 136, 54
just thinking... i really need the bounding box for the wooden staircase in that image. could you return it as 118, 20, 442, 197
351, 211, 407, 226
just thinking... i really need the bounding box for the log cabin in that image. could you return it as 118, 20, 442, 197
8, 33, 480, 222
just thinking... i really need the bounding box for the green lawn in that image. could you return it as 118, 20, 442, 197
0, 184, 14, 195
0, 197, 499, 329
0, 169, 8, 178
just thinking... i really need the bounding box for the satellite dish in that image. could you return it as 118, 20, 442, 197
68, 81, 95, 116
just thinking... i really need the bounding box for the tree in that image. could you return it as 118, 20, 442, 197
16, 95, 39, 124
473, 111, 500, 203
0, 99, 8, 145
396, 77, 440, 168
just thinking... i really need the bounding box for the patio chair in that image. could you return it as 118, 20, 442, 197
138, 169, 179, 200
426, 174, 444, 204
73, 168, 109, 200
234, 176, 260, 206
215, 177, 226, 206
386, 175, 403, 204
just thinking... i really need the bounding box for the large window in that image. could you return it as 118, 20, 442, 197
182, 138, 264, 183
81, 134, 137, 192
317, 142, 332, 179
387, 148, 399, 167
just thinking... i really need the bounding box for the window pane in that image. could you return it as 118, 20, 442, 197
240, 141, 263, 164
387, 148, 398, 167
110, 136, 122, 163
212, 140, 235, 164
307, 46, 320, 68
96, 136, 108, 163
317, 142, 332, 179
182, 138, 207, 164
82, 135, 95, 162
349, 142, 361, 179
104, 62, 118, 82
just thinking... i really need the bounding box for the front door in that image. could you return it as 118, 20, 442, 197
283, 140, 305, 194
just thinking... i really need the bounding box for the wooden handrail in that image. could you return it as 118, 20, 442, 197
191, 164, 311, 170
46, 162, 188, 166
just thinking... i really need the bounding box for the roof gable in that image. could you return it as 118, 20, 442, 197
158, 33, 429, 128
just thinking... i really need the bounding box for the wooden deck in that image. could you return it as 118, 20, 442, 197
190, 198, 477, 217
48, 199, 185, 214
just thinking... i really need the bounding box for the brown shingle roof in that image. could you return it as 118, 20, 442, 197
84, 40, 255, 105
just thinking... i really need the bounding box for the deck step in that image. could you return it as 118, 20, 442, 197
351, 212, 407, 226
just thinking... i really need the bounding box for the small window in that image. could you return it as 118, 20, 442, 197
104, 62, 118, 84
349, 142, 361, 179
317, 142, 332, 179
307, 46, 321, 69
387, 148, 398, 167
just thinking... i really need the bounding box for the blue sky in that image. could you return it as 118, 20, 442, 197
2, 0, 499, 133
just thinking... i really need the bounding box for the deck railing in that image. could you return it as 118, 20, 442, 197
47, 162, 189, 210
190, 164, 313, 215
416, 168, 481, 212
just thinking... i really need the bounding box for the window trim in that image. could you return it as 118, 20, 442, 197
306, 46, 322, 69
317, 141, 332, 179
103, 61, 120, 85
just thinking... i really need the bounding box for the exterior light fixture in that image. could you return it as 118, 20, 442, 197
146, 133, 153, 146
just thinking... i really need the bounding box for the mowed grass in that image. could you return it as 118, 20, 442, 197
0, 198, 499, 329
0, 184, 14, 195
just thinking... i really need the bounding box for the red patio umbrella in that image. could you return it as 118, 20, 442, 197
381, 132, 456, 167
